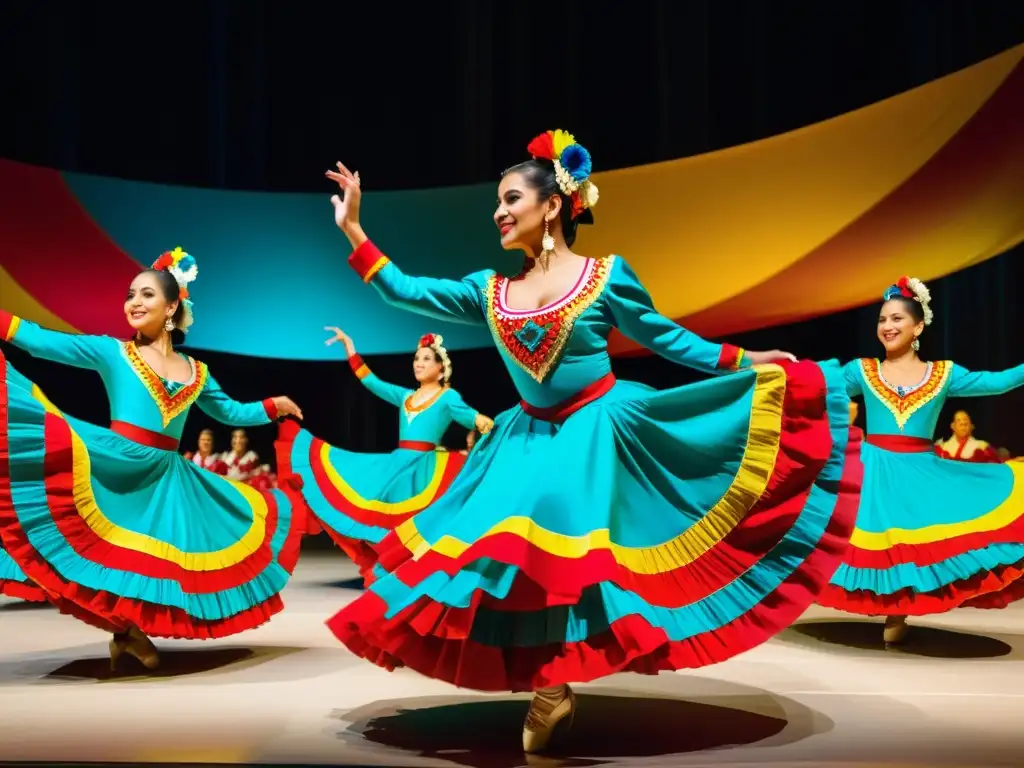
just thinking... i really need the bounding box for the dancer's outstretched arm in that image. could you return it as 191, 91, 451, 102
605, 259, 796, 374
328, 163, 485, 326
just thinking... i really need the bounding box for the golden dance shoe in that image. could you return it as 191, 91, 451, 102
522, 684, 575, 754
883, 615, 909, 646
109, 627, 160, 672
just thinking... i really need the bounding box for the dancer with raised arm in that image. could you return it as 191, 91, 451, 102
818, 277, 1024, 644
322, 130, 860, 754
0, 248, 305, 671
277, 327, 493, 582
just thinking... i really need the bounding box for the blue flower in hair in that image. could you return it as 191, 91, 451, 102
560, 144, 592, 182
177, 254, 197, 273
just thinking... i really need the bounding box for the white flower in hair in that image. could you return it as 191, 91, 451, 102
906, 277, 934, 326
582, 180, 599, 209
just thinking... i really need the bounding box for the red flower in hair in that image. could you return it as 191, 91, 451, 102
527, 132, 556, 161
896, 276, 914, 298
419, 334, 436, 348
152, 253, 174, 271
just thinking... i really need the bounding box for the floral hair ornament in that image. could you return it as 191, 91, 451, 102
526, 129, 599, 221
418, 333, 453, 384
883, 276, 933, 351
151, 246, 199, 332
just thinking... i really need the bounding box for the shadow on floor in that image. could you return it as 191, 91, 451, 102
782, 619, 1017, 659
338, 683, 828, 768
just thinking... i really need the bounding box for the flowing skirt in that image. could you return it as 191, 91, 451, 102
819, 430, 1024, 616
0, 350, 305, 638
0, 545, 46, 601
276, 420, 465, 583
327, 361, 860, 692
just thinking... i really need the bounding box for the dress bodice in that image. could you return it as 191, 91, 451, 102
1, 312, 275, 441
845, 358, 1024, 440
346, 354, 478, 444
347, 242, 747, 409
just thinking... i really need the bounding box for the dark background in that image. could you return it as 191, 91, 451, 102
2, 0, 1023, 461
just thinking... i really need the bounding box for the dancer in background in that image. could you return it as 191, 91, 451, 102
934, 409, 1003, 463
320, 129, 859, 754
186, 428, 228, 474
819, 277, 1024, 644
277, 327, 492, 583
0, 248, 305, 671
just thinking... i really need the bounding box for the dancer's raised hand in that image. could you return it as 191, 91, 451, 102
324, 326, 357, 358
326, 161, 362, 235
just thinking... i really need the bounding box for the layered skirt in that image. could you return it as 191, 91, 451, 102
326, 361, 861, 691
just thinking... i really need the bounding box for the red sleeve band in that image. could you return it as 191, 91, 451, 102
262, 398, 279, 420
0, 310, 21, 342
717, 343, 746, 371
348, 240, 391, 283
349, 354, 371, 380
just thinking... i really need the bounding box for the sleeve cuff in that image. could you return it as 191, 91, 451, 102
717, 343, 746, 371
0, 310, 21, 342
262, 397, 279, 420
348, 240, 391, 283
349, 354, 371, 380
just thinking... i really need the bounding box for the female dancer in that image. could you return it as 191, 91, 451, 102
277, 327, 492, 583
818, 277, 1024, 644
0, 248, 305, 670
321, 129, 860, 753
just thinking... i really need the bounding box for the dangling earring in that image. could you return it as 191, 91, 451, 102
911, 336, 920, 352
539, 220, 555, 271
164, 317, 175, 332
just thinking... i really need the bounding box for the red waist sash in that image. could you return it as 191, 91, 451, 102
110, 420, 179, 451
866, 434, 933, 453
520, 373, 616, 424
397, 440, 436, 452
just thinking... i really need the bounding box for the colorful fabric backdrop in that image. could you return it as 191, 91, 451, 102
1, 44, 1022, 360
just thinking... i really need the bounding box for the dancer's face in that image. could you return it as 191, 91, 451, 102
413, 347, 443, 384
877, 299, 923, 354
231, 429, 248, 454
198, 431, 214, 456
125, 272, 176, 336
494, 171, 559, 254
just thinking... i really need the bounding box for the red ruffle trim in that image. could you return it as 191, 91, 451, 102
0, 578, 48, 602
326, 361, 862, 690
817, 561, 1024, 616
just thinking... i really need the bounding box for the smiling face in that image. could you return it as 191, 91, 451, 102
493, 170, 560, 254
413, 346, 443, 384
125, 271, 177, 336
877, 298, 924, 354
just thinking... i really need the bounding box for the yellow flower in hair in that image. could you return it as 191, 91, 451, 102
551, 130, 576, 156
170, 246, 188, 266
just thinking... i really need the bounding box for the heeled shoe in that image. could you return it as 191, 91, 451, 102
109, 628, 161, 672
522, 684, 576, 754
883, 615, 909, 646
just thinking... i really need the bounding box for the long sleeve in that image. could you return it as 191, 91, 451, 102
348, 240, 487, 325
842, 360, 864, 397
606, 258, 747, 375
948, 362, 1024, 398
445, 388, 480, 431
348, 354, 410, 408
1, 310, 113, 370
195, 372, 278, 426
